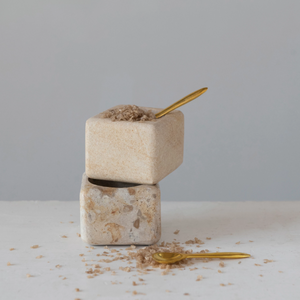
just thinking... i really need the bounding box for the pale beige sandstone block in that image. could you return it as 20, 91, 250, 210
80, 173, 161, 245
85, 105, 184, 184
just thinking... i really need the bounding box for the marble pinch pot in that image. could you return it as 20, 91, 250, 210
80, 173, 161, 245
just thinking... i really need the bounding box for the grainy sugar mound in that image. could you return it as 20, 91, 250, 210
102, 105, 156, 122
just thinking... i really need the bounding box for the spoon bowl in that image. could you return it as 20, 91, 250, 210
152, 252, 186, 264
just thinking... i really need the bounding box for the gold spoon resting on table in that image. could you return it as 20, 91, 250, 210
155, 87, 208, 119
152, 252, 251, 264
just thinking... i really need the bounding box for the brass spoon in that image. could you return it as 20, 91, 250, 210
155, 87, 208, 119
152, 252, 251, 264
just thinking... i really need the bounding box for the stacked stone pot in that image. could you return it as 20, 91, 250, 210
80, 105, 184, 245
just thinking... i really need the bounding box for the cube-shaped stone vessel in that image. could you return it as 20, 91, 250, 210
80, 173, 161, 245
85, 105, 184, 185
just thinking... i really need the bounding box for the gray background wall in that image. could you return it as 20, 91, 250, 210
1, 1, 299, 201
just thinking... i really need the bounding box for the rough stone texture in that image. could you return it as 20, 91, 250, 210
80, 173, 161, 245
85, 105, 184, 185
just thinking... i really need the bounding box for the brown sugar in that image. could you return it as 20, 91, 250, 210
102, 105, 156, 122
31, 245, 39, 249
219, 262, 225, 268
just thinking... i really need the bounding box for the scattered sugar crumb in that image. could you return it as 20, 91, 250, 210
104, 246, 109, 249
278, 271, 283, 273
264, 259, 274, 264
87, 275, 93, 278
79, 254, 84, 256
125, 245, 136, 250
259, 274, 263, 277
236, 241, 240, 245
69, 221, 74, 223
196, 275, 203, 281
26, 274, 31, 278
81, 258, 86, 262
174, 230, 180, 234
219, 262, 225, 268
61, 235, 67, 238
132, 291, 137, 295
90, 247, 95, 249
62, 277, 67, 280
206, 237, 211, 240
220, 284, 226, 287
218, 270, 222, 273
9, 248, 15, 251
104, 267, 111, 271
31, 245, 39, 249
228, 283, 233, 285
255, 264, 262, 266
7, 262, 11, 266
74, 298, 81, 300
249, 240, 254, 242
166, 290, 171, 292
189, 267, 198, 271
238, 261, 241, 264
119, 266, 131, 272
77, 233, 81, 237
184, 293, 190, 295
36, 255, 43, 259
138, 278, 144, 281
55, 265, 62, 268
132, 281, 137, 286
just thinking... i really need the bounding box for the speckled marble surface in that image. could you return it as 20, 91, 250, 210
80, 173, 161, 245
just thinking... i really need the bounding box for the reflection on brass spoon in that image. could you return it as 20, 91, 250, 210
155, 87, 208, 119
152, 252, 251, 264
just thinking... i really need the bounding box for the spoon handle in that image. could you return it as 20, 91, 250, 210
155, 87, 208, 119
186, 252, 251, 259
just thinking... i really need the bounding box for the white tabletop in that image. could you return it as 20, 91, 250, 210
1, 201, 299, 300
